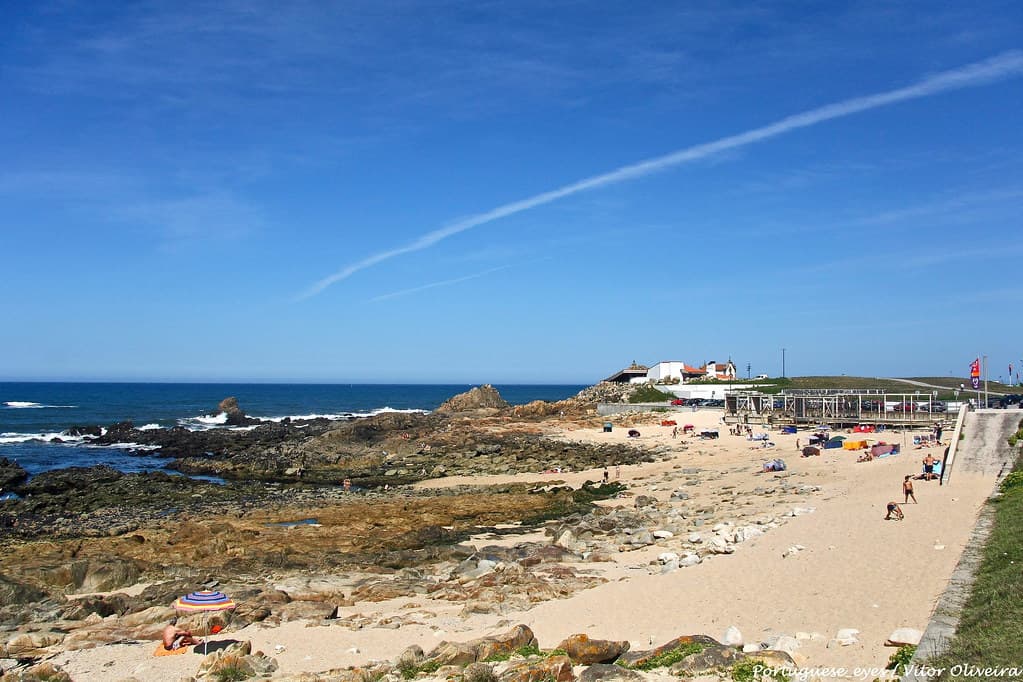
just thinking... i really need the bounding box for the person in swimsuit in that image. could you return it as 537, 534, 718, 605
885, 501, 904, 520
903, 475, 917, 503
162, 618, 199, 650
923, 454, 937, 480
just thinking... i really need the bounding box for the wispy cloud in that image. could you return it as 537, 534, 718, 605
298, 51, 1023, 300
368, 265, 514, 302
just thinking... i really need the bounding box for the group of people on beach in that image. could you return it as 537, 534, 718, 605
885, 450, 944, 521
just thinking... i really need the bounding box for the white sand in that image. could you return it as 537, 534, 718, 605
52, 410, 994, 680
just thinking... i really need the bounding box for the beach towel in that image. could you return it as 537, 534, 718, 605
154, 643, 192, 657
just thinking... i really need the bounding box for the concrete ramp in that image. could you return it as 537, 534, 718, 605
951, 410, 1021, 478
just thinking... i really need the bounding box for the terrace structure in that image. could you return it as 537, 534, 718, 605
724, 389, 951, 428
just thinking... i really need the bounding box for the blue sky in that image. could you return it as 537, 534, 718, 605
2, 1, 1022, 384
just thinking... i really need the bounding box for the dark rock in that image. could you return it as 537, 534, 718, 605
22, 466, 123, 496
577, 664, 645, 682
66, 425, 102, 437
0, 458, 28, 490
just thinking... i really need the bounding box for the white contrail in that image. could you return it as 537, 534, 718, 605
298, 51, 1023, 300
369, 265, 513, 302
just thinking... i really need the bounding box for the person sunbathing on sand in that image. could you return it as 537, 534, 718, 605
162, 618, 200, 650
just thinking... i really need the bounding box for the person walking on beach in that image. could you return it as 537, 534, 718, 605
603, 466, 609, 484
903, 475, 917, 504
885, 501, 904, 520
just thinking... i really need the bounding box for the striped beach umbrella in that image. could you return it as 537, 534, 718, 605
173, 590, 236, 613
172, 590, 237, 655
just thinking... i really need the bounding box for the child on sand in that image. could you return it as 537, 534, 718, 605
885, 501, 904, 520
903, 475, 917, 503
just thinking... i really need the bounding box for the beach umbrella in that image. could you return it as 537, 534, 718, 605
172, 590, 237, 655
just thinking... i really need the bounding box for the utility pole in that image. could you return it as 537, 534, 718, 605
782, 348, 786, 378
747, 362, 751, 380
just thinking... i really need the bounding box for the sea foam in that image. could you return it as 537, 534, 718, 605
3, 401, 76, 409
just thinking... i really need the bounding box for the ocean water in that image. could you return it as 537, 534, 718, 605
0, 383, 585, 477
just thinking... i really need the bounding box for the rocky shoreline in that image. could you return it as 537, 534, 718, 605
0, 384, 702, 677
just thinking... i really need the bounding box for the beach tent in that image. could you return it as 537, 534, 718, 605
802, 446, 821, 457
853, 424, 876, 433
781, 426, 798, 434
843, 439, 870, 450
627, 429, 641, 438
823, 436, 846, 449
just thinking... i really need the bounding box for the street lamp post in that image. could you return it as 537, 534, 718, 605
782, 348, 786, 378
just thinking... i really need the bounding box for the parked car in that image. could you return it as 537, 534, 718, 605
892, 402, 917, 412
917, 401, 946, 412
671, 398, 685, 406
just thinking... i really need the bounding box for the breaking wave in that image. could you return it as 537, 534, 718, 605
4, 401, 76, 409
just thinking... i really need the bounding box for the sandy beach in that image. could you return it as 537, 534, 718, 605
50, 408, 997, 680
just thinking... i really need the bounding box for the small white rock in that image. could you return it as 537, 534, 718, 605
886, 628, 923, 646
658, 552, 679, 564
722, 625, 744, 647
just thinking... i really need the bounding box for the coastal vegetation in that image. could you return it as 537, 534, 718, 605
925, 458, 1023, 676
627, 385, 675, 403
628, 641, 704, 670
1005, 418, 1023, 448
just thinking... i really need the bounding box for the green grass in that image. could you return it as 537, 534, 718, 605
925, 458, 1023, 678
628, 385, 675, 403
624, 642, 705, 670
886, 645, 917, 675
1006, 418, 1023, 449
212, 666, 250, 682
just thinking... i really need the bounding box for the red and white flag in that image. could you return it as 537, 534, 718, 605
970, 358, 980, 377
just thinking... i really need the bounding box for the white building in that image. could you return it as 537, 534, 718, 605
646, 361, 688, 382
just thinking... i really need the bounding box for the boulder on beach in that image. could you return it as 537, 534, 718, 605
435, 385, 509, 413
